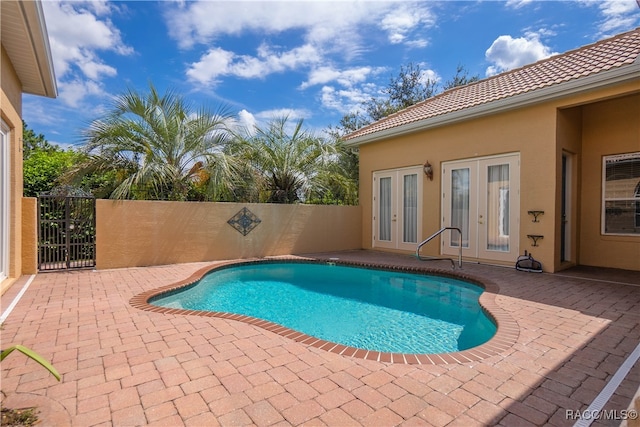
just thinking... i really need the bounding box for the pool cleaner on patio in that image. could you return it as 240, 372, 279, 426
515, 251, 543, 273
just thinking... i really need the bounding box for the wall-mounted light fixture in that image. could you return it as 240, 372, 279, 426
423, 161, 433, 181
527, 210, 544, 222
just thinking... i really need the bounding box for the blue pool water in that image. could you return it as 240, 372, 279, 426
151, 262, 496, 354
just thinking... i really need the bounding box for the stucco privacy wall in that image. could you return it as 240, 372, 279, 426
96, 200, 362, 269
20, 197, 37, 275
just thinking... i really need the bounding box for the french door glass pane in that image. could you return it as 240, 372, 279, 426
403, 174, 417, 243
451, 168, 469, 247
379, 177, 392, 241
487, 164, 510, 251
0, 126, 7, 281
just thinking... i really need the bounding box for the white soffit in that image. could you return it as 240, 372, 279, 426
1, 0, 57, 98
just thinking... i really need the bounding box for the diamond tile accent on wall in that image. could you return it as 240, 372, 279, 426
227, 207, 261, 236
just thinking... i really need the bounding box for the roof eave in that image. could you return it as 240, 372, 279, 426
28, 1, 57, 98
5, 0, 58, 98
344, 64, 640, 147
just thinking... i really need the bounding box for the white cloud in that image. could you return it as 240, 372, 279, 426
41, 1, 133, 106
302, 67, 342, 89
300, 66, 387, 90
308, 63, 438, 114
505, 0, 536, 9
76, 57, 117, 81
232, 108, 311, 136
255, 108, 311, 121
380, 6, 434, 45
43, 2, 132, 78
58, 79, 105, 108
164, 0, 434, 68
235, 109, 258, 134
186, 48, 234, 85
509, 0, 639, 41
485, 31, 557, 76
187, 44, 321, 86
172, 1, 436, 117
419, 68, 441, 89
594, 0, 640, 34
405, 39, 429, 49
69, 0, 113, 17
165, 1, 432, 50
320, 85, 375, 115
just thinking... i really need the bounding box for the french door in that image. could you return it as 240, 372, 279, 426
442, 154, 520, 262
373, 166, 422, 250
1, 120, 9, 282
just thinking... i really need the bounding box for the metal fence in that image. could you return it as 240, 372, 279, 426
38, 195, 96, 271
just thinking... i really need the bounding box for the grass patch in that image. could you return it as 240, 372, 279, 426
0, 406, 40, 426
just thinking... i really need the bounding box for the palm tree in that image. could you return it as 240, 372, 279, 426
68, 84, 235, 201
229, 117, 356, 204
311, 140, 359, 205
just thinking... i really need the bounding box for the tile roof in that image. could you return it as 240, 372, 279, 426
345, 27, 640, 142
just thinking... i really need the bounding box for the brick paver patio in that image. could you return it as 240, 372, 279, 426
1, 250, 639, 426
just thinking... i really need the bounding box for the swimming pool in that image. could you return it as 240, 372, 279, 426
148, 261, 496, 355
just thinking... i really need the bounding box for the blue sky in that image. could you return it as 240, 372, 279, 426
25, 0, 640, 148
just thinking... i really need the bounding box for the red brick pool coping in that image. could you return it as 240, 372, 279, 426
129, 257, 519, 365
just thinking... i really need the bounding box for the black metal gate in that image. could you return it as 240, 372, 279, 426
38, 195, 96, 271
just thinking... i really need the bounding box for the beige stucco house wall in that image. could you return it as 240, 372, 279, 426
0, 0, 57, 292
576, 93, 640, 270
346, 29, 640, 273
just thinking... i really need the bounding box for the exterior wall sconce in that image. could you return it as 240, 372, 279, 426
527, 234, 544, 247
527, 210, 544, 222
423, 161, 434, 181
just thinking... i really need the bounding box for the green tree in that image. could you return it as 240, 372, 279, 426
365, 62, 438, 123
332, 62, 479, 135
228, 117, 356, 204
325, 112, 369, 140
22, 122, 81, 197
442, 64, 480, 91
307, 140, 359, 205
380, 62, 438, 115
23, 149, 79, 197
69, 84, 235, 201
22, 121, 56, 158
